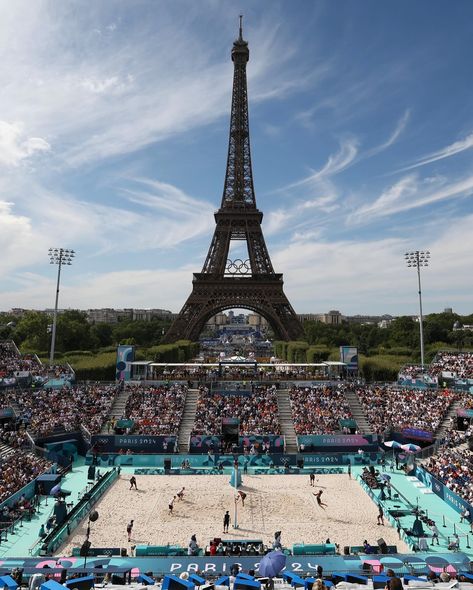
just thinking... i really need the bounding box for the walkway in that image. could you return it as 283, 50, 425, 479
177, 388, 199, 453
276, 389, 298, 453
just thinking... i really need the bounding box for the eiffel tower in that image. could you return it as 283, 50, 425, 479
163, 19, 304, 343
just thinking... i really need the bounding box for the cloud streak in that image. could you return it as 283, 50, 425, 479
399, 132, 473, 172
349, 173, 473, 223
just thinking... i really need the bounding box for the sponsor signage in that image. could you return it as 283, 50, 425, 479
402, 428, 433, 442
339, 346, 358, 371
298, 434, 379, 452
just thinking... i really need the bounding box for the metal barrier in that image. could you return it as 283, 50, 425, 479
39, 468, 119, 556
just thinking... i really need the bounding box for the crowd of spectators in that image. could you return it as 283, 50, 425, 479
0, 341, 42, 380
192, 386, 280, 436
429, 351, 473, 379
12, 384, 118, 437
356, 386, 454, 434
0, 340, 74, 387
425, 444, 473, 506
0, 451, 52, 503
398, 364, 425, 379
124, 384, 187, 435
289, 384, 353, 435
0, 423, 28, 449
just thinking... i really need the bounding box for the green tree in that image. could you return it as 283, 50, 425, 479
55, 310, 96, 352
13, 311, 50, 351
90, 323, 113, 347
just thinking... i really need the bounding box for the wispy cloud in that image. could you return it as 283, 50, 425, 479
364, 109, 410, 158
0, 3, 313, 170
349, 173, 473, 223
284, 138, 359, 191
0, 121, 50, 167
399, 132, 473, 172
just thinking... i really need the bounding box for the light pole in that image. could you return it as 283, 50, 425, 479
48, 248, 75, 364
405, 250, 430, 370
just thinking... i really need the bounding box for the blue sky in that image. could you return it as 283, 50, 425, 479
1, 1, 473, 316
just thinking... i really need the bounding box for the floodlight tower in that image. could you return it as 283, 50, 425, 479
404, 250, 430, 370
48, 248, 75, 364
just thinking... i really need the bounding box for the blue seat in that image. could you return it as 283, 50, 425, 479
0, 576, 18, 590
162, 576, 194, 590
137, 574, 155, 585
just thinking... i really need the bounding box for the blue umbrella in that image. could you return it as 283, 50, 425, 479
258, 551, 287, 578
50, 484, 62, 496
381, 473, 391, 480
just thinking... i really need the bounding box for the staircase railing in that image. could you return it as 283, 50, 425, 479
80, 423, 92, 444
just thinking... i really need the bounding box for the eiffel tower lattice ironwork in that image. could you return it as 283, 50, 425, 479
163, 19, 304, 343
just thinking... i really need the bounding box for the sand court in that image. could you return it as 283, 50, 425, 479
58, 473, 409, 555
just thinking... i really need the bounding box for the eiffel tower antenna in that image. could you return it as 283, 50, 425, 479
163, 23, 304, 343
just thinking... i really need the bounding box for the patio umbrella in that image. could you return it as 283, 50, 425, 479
401, 443, 421, 452
384, 441, 402, 448
258, 551, 287, 578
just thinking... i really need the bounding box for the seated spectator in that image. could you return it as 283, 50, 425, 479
11, 384, 118, 437
0, 451, 52, 503
192, 385, 280, 436
356, 385, 454, 434
124, 384, 186, 435
289, 384, 353, 435
430, 351, 473, 380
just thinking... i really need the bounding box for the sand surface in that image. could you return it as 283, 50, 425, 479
58, 474, 409, 555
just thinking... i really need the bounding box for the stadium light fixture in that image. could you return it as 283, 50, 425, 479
48, 248, 75, 364
404, 250, 430, 370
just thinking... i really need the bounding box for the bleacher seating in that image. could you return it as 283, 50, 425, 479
429, 351, 473, 379
124, 384, 186, 435
192, 385, 280, 436
425, 444, 473, 505
0, 450, 52, 503
289, 384, 353, 435
356, 385, 454, 434
12, 384, 118, 437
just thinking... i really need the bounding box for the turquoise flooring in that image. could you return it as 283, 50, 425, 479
1, 461, 472, 561
0, 458, 110, 559
356, 466, 473, 560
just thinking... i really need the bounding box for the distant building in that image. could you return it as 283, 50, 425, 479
346, 314, 394, 325
86, 308, 173, 324
298, 311, 344, 325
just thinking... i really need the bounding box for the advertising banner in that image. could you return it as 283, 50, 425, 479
91, 434, 177, 453
1, 552, 468, 577
298, 434, 379, 452
402, 428, 434, 442
415, 466, 472, 519
116, 345, 135, 381
339, 346, 358, 371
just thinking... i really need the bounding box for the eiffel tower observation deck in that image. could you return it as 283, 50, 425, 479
163, 18, 304, 343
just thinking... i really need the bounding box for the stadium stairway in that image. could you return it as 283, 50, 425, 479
100, 387, 132, 433
434, 399, 461, 440
276, 389, 298, 453
177, 388, 199, 453
344, 389, 371, 434
0, 441, 16, 461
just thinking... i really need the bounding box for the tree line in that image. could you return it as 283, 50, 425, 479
1, 309, 472, 363
0, 310, 172, 355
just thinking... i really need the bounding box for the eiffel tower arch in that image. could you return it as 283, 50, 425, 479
163, 19, 304, 344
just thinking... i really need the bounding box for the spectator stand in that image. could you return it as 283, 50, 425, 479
289, 384, 354, 436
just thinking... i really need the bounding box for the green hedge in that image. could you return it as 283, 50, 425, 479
147, 340, 199, 363
287, 341, 309, 363
306, 346, 331, 363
